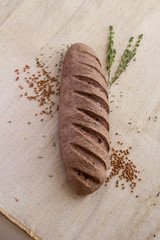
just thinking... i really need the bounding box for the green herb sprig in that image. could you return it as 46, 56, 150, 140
106, 26, 143, 88
111, 36, 134, 84
111, 34, 143, 85
106, 26, 116, 87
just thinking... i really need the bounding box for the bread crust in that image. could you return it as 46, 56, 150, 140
59, 43, 109, 195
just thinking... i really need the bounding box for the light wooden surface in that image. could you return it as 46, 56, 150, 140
0, 1, 160, 240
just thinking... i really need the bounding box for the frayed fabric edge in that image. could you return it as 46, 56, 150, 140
0, 207, 43, 240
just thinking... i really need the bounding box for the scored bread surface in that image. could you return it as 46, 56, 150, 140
59, 43, 109, 195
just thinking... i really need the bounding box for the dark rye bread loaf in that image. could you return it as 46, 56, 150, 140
59, 43, 109, 195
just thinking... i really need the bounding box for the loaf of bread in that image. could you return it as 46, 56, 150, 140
59, 43, 109, 195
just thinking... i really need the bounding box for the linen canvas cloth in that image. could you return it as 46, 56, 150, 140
0, 0, 160, 239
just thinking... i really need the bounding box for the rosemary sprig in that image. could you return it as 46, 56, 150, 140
110, 34, 143, 86
106, 26, 116, 87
